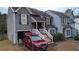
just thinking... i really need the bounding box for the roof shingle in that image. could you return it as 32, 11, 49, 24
47, 10, 69, 17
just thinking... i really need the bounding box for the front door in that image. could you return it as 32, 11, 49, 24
65, 28, 71, 38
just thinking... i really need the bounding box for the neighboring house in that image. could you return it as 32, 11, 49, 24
74, 16, 79, 34
46, 9, 75, 38
7, 7, 54, 44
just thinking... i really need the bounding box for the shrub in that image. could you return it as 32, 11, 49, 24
0, 35, 8, 41
53, 33, 65, 42
74, 34, 79, 41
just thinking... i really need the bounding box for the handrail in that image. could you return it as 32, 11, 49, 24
37, 29, 53, 39
45, 30, 53, 40
32, 29, 45, 39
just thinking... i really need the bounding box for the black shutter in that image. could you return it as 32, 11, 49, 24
27, 15, 29, 25
50, 17, 53, 25
19, 14, 21, 24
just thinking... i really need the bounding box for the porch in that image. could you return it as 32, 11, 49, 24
31, 22, 46, 34
31, 22, 53, 43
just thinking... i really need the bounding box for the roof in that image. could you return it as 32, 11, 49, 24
28, 7, 51, 17
63, 24, 72, 29
11, 7, 52, 22
74, 15, 79, 18
47, 10, 69, 17
11, 7, 51, 17
31, 15, 45, 22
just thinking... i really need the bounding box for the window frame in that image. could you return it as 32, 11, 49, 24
20, 14, 28, 25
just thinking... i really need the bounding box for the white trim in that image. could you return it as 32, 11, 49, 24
15, 7, 21, 12
26, 7, 32, 14
31, 17, 36, 22
12, 7, 32, 13
16, 29, 31, 32
11, 7, 14, 12
44, 22, 46, 33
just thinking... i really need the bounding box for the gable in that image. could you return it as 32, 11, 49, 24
8, 7, 14, 13
12, 7, 19, 11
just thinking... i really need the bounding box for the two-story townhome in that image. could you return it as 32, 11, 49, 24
46, 9, 75, 38
7, 7, 55, 44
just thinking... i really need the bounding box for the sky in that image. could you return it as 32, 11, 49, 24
0, 7, 68, 13
0, 7, 79, 16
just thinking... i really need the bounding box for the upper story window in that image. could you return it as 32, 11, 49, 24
46, 17, 50, 25
20, 14, 27, 25
61, 16, 64, 24
61, 17, 70, 25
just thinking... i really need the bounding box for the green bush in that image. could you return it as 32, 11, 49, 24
53, 33, 65, 42
74, 34, 79, 41
0, 35, 8, 41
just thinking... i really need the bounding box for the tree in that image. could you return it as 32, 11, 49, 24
65, 7, 79, 16
0, 13, 7, 36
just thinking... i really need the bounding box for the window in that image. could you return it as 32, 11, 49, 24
50, 28, 56, 34
20, 14, 27, 24
61, 17, 69, 25
61, 16, 64, 24
66, 30, 71, 36
46, 17, 50, 25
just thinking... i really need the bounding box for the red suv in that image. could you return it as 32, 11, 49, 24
22, 32, 48, 51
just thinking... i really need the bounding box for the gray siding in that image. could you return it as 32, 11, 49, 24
15, 7, 32, 31
7, 12, 14, 42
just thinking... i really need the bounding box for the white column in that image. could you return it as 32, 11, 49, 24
36, 22, 37, 29
44, 22, 46, 33
35, 22, 38, 33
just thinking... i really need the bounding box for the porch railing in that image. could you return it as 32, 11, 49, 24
45, 30, 53, 41
37, 29, 53, 40
32, 29, 45, 39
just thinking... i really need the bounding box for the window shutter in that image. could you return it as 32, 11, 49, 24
19, 14, 21, 24
27, 15, 29, 24
50, 17, 53, 25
